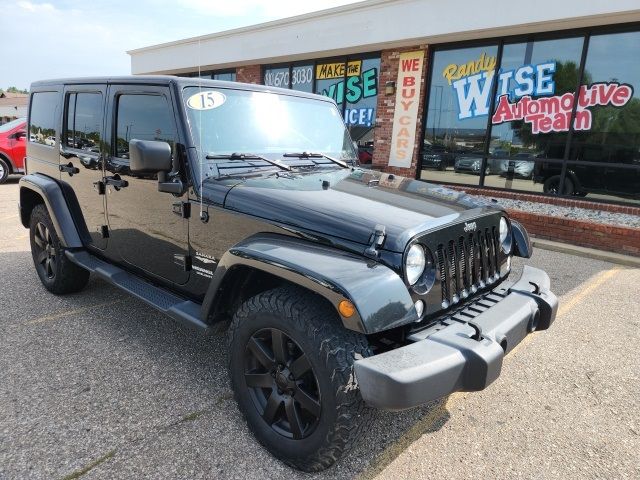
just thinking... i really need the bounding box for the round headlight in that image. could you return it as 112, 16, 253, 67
499, 217, 513, 253
405, 244, 426, 285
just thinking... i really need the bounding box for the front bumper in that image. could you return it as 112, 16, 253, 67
354, 266, 557, 410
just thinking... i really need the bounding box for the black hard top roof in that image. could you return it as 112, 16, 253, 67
30, 75, 333, 103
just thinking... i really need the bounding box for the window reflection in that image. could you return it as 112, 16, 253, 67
29, 92, 58, 146
421, 45, 498, 186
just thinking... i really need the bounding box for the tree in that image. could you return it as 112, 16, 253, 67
0, 86, 29, 94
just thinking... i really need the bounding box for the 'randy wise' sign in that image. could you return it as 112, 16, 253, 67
444, 52, 633, 133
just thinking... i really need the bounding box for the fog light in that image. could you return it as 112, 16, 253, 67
338, 300, 356, 318
415, 300, 425, 318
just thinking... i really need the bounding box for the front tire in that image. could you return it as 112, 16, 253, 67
228, 287, 373, 472
29, 204, 90, 294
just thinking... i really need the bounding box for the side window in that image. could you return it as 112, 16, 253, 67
29, 91, 58, 146
64, 92, 103, 152
115, 94, 176, 160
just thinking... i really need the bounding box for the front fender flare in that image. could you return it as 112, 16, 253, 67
201, 234, 418, 334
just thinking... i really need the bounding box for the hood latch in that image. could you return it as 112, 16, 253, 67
364, 224, 386, 259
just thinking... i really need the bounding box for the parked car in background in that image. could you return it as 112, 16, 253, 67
357, 141, 373, 164
44, 136, 56, 147
421, 144, 455, 171
500, 152, 536, 179
0, 117, 27, 184
534, 142, 639, 198
454, 152, 501, 175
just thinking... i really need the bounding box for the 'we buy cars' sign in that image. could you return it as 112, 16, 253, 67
389, 51, 424, 168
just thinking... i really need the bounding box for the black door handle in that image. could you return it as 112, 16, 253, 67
104, 175, 128, 190
59, 162, 80, 175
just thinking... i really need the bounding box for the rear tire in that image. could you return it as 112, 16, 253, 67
0, 157, 9, 184
29, 204, 90, 294
543, 175, 574, 195
228, 286, 373, 472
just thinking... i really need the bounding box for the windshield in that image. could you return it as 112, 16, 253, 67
0, 117, 25, 133
182, 87, 357, 177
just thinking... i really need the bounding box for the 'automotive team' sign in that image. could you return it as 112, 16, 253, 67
445, 52, 633, 133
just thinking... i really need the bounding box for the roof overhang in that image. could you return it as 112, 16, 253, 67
128, 0, 640, 74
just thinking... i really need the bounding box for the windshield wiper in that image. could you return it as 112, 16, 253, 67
205, 152, 291, 171
282, 151, 349, 168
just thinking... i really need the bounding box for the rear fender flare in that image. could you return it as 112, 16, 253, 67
18, 173, 88, 248
201, 234, 418, 334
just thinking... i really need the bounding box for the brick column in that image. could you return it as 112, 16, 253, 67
372, 45, 429, 179
236, 65, 262, 84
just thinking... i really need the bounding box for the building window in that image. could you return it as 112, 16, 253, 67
263, 63, 314, 92
314, 56, 380, 163
177, 70, 236, 81
212, 71, 236, 81
421, 45, 499, 185
421, 27, 640, 206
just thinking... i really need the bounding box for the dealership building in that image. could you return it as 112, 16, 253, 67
128, 0, 640, 208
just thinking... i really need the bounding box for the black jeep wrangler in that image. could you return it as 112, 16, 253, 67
20, 76, 557, 472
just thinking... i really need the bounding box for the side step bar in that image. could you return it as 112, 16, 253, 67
66, 250, 209, 332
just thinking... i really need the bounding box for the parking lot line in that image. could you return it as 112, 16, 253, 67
25, 300, 123, 325
358, 265, 622, 480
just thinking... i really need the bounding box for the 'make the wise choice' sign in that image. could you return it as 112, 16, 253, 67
389, 51, 424, 168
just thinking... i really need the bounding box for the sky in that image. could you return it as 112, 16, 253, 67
1, 0, 363, 90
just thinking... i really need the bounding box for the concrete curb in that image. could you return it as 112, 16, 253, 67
531, 237, 640, 268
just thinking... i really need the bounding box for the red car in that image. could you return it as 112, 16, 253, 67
0, 117, 27, 184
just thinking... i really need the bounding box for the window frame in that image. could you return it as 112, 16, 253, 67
418, 21, 640, 205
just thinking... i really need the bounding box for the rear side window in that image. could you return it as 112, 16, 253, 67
64, 92, 103, 152
29, 92, 58, 146
115, 94, 176, 160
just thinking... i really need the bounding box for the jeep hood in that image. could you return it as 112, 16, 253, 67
212, 169, 501, 253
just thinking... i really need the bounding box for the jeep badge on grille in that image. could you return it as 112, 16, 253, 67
464, 221, 477, 232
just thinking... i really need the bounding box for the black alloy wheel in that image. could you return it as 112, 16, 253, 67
28, 204, 89, 294
33, 221, 56, 279
228, 286, 373, 471
244, 328, 321, 440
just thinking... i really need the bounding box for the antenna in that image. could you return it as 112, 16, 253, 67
198, 38, 204, 220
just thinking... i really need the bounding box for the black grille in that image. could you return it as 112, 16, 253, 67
436, 227, 501, 308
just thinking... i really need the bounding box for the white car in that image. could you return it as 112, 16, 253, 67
44, 136, 56, 146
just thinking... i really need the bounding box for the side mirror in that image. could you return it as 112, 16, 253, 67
129, 139, 172, 174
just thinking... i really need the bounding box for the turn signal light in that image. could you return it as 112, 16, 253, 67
338, 300, 356, 318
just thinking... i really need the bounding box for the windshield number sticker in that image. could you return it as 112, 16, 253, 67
187, 91, 226, 110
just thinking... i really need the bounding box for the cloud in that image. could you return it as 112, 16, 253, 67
17, 1, 55, 12
2, 0, 362, 90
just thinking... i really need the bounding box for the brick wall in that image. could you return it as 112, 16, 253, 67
372, 45, 428, 179
236, 65, 262, 84
508, 210, 640, 257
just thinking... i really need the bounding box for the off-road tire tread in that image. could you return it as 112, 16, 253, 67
30, 204, 90, 294
228, 286, 373, 472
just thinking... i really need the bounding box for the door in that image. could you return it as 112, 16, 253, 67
104, 85, 189, 285
59, 87, 107, 250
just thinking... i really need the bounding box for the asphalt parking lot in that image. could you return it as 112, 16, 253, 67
1, 176, 639, 479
